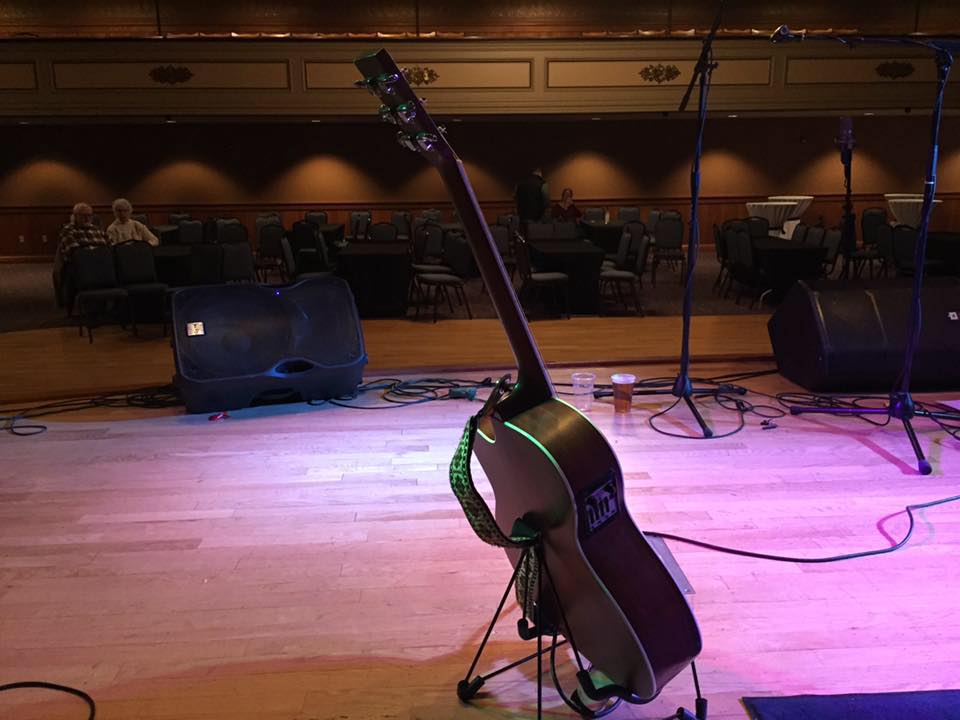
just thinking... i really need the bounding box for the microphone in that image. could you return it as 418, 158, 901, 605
771, 25, 805, 43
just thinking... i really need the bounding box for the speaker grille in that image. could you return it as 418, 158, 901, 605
174, 286, 292, 380
171, 277, 365, 384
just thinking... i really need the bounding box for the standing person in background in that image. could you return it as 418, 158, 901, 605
107, 198, 158, 246
53, 202, 109, 310
551, 187, 583, 223
514, 167, 550, 228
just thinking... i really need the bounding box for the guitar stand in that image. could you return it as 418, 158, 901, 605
457, 540, 708, 719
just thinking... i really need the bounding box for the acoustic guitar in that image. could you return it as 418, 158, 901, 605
355, 49, 701, 702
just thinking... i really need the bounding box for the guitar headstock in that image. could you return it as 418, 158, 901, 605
354, 49, 454, 165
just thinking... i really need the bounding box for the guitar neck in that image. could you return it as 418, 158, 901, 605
353, 48, 553, 416
436, 160, 554, 417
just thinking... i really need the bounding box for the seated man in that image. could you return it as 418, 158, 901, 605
107, 197, 158, 246
53, 202, 109, 309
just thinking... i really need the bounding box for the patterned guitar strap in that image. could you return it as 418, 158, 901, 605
449, 375, 541, 618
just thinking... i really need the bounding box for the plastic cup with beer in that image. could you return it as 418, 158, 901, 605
610, 373, 637, 413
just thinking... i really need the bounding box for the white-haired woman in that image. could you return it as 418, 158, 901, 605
107, 198, 158, 246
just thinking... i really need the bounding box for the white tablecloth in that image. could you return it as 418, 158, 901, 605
767, 195, 814, 219
746, 201, 797, 230
885, 195, 941, 227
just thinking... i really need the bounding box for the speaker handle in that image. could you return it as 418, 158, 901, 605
271, 358, 318, 376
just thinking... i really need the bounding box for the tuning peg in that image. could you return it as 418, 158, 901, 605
378, 105, 398, 125
353, 78, 379, 99
396, 131, 419, 153
396, 103, 417, 124
415, 132, 440, 153
437, 125, 447, 135
419, 96, 429, 105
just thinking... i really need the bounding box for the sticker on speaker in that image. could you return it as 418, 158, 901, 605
186, 322, 206, 337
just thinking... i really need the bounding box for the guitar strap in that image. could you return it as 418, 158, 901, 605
449, 375, 540, 616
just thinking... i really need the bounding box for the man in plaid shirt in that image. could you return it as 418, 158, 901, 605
53, 202, 109, 309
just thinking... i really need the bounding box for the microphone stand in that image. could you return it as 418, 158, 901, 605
645, 0, 734, 439
773, 27, 960, 474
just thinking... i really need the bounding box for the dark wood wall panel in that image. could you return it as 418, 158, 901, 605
671, 0, 920, 34
4, 193, 958, 261
418, 1, 670, 35
1, 0, 957, 37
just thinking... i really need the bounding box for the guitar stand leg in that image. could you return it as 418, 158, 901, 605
670, 661, 708, 720
457, 546, 530, 703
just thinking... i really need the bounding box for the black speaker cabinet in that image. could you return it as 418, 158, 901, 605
768, 280, 960, 392
171, 277, 367, 413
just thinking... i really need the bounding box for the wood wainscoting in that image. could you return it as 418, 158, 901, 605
3, 193, 958, 261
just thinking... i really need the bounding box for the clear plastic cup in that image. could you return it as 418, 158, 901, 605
571, 372, 597, 412
610, 373, 637, 413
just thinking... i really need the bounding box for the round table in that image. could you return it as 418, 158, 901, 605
746, 201, 797, 231
884, 194, 941, 228
767, 195, 814, 218
766, 196, 815, 238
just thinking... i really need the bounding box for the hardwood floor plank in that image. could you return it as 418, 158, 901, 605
1, 356, 958, 720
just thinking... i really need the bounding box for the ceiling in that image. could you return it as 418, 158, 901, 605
1, 1, 958, 39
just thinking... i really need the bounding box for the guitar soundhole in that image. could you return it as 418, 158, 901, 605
580, 472, 620, 537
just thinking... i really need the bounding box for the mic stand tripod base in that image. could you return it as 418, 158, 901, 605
639, 374, 721, 439
788, 390, 960, 475
675, 377, 714, 440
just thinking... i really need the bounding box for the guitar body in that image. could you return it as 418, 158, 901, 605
474, 397, 702, 700
355, 48, 702, 703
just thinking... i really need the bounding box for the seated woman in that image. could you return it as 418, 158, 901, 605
551, 187, 583, 223
107, 198, 159, 246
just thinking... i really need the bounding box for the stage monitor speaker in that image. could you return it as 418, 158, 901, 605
768, 280, 960, 392
171, 277, 367, 413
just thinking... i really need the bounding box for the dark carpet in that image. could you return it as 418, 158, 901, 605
743, 689, 960, 720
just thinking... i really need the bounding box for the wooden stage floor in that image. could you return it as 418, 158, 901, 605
0, 314, 772, 404
1, 319, 959, 719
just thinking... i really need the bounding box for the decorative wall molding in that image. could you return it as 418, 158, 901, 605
787, 57, 937, 85
403, 65, 439, 86
0, 63, 37, 90
0, 39, 956, 117
304, 59, 530, 90
547, 57, 770, 88
638, 63, 680, 84
52, 60, 290, 90
875, 61, 916, 80
148, 64, 195, 84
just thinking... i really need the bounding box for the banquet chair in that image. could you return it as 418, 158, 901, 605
349, 211, 372, 241
514, 236, 569, 318
582, 207, 606, 223
600, 235, 650, 315
651, 216, 685, 286
745, 215, 770, 240
820, 228, 842, 277
256, 222, 286, 282
368, 221, 400, 243
114, 240, 168, 337
72, 244, 128, 343
221, 242, 257, 283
